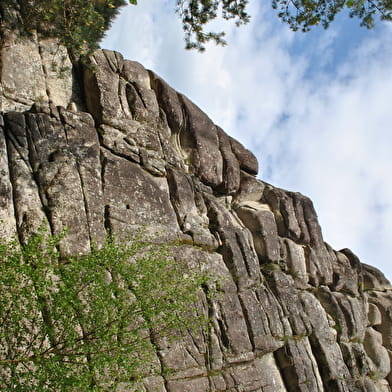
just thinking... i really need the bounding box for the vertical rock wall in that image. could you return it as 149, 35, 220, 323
0, 41, 391, 391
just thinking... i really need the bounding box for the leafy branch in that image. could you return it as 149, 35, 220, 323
0, 228, 212, 391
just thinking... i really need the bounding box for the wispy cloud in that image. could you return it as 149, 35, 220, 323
102, 1, 392, 280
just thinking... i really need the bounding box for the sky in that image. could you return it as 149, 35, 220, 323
101, 0, 392, 282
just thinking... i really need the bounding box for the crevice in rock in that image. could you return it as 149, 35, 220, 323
28, 163, 55, 238
237, 295, 256, 352
5, 112, 54, 239
217, 318, 230, 350
128, 80, 148, 110
177, 94, 195, 150
74, 160, 92, 246
273, 348, 293, 392
66, 50, 87, 109
4, 124, 20, 240
117, 77, 128, 117
274, 344, 300, 392
103, 204, 112, 236
154, 344, 170, 392
303, 339, 324, 390
303, 245, 323, 287
102, 49, 120, 74
307, 333, 347, 392
100, 149, 112, 237
185, 345, 203, 367
99, 142, 141, 167
256, 284, 287, 339
4, 116, 30, 167
37, 41, 51, 105
201, 284, 215, 372
235, 231, 254, 283
165, 170, 186, 233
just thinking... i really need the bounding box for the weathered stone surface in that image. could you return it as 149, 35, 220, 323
4, 112, 50, 242
0, 38, 47, 111
101, 148, 180, 239
224, 354, 286, 392
166, 168, 218, 249
217, 128, 241, 194
149, 72, 184, 135
235, 171, 266, 203
368, 303, 383, 327
300, 291, 351, 390
180, 94, 224, 188
229, 136, 258, 176
275, 337, 324, 392
84, 50, 160, 126
268, 270, 312, 336
368, 292, 392, 350
363, 327, 390, 379
1, 41, 391, 392
331, 249, 360, 296
0, 115, 17, 239
362, 263, 392, 291
283, 238, 308, 287
235, 201, 280, 263
0, 37, 75, 112
58, 108, 106, 246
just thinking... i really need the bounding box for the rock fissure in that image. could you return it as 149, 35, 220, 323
100, 139, 140, 165
2, 117, 19, 240
36, 41, 51, 105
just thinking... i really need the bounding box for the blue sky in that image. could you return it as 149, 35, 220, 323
101, 0, 392, 281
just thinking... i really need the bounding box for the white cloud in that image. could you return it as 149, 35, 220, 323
273, 36, 392, 279
101, 1, 392, 281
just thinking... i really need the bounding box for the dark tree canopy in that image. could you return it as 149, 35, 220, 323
0, 0, 390, 54
0, 0, 127, 55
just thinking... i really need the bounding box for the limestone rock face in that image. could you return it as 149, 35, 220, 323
1, 40, 392, 391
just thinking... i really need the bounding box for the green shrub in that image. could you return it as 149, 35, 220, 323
0, 228, 209, 391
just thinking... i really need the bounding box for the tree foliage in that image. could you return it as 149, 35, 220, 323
1, 0, 391, 54
1, 0, 128, 56
176, 0, 250, 50
0, 228, 209, 391
272, 0, 392, 31
176, 0, 391, 49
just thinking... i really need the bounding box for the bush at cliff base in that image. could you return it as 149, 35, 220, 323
0, 228, 210, 391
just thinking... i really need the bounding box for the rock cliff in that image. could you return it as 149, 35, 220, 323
1, 35, 392, 392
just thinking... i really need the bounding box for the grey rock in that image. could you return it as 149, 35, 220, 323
363, 327, 390, 379
235, 201, 280, 263
0, 37, 75, 112
180, 94, 224, 188
362, 263, 392, 291
368, 303, 383, 327
331, 249, 360, 296
368, 292, 392, 350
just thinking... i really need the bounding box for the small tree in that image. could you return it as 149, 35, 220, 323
0, 228, 209, 391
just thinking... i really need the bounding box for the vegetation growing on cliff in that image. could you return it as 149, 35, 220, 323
0, 228, 209, 391
1, 0, 127, 56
